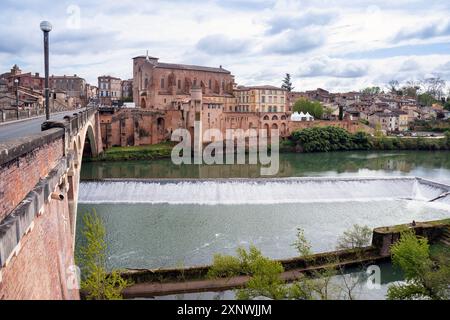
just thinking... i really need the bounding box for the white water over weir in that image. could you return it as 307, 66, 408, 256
78, 177, 450, 205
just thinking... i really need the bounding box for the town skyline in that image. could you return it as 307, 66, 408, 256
2, 0, 450, 92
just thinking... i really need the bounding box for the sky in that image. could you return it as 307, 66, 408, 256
1, 0, 450, 92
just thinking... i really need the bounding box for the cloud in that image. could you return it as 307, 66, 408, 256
298, 56, 368, 78
196, 34, 250, 55
265, 10, 337, 35
393, 20, 450, 42
264, 29, 325, 55
1, 0, 450, 92
399, 59, 420, 72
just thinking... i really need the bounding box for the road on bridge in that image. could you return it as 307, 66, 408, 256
0, 109, 85, 143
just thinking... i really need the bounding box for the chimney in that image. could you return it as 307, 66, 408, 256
35, 73, 39, 77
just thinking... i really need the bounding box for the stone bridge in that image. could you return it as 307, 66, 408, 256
0, 107, 103, 299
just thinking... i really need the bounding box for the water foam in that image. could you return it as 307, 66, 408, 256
78, 177, 450, 205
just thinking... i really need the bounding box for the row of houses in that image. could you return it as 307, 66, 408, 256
291, 88, 450, 133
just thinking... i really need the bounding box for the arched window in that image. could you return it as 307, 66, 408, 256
263, 115, 269, 120
272, 115, 278, 121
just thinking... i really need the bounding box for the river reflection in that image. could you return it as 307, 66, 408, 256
81, 151, 450, 184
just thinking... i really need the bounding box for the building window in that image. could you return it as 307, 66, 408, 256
262, 96, 265, 103
209, 79, 212, 89
178, 80, 181, 89
161, 78, 165, 89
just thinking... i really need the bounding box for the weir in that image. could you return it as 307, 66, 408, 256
78, 177, 450, 205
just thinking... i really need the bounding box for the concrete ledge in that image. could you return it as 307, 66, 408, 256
0, 215, 19, 267
12, 195, 36, 243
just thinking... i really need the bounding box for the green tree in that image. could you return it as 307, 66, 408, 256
387, 230, 450, 300
361, 87, 381, 95
338, 105, 344, 121
444, 100, 450, 111
290, 126, 353, 152
77, 211, 132, 300
418, 93, 436, 107
293, 98, 324, 119
445, 130, 450, 148
281, 73, 294, 92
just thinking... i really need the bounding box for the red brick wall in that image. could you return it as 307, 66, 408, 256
288, 120, 370, 134
0, 195, 78, 300
0, 137, 64, 222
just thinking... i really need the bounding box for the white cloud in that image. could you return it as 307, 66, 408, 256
0, 0, 450, 92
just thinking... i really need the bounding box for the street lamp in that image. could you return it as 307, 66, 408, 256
14, 78, 19, 119
40, 21, 52, 120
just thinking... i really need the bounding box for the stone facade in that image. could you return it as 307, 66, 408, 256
133, 55, 235, 110
50, 75, 86, 106
98, 76, 122, 106
99, 107, 176, 147
234, 85, 287, 113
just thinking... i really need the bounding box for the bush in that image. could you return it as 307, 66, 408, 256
336, 224, 372, 251
77, 211, 133, 300
293, 98, 324, 119
207, 254, 243, 279
290, 127, 374, 152
387, 230, 450, 300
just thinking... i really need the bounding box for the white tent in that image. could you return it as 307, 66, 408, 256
290, 111, 315, 122
290, 112, 302, 122
305, 112, 314, 121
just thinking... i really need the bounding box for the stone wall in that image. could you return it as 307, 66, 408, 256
289, 120, 374, 134
372, 220, 448, 257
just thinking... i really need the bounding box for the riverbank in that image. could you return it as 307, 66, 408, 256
84, 127, 450, 163
87, 142, 174, 162
120, 219, 450, 298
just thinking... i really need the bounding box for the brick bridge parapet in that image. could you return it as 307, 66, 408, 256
0, 107, 102, 300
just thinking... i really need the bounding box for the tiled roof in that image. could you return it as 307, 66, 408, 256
155, 62, 231, 74
238, 85, 285, 90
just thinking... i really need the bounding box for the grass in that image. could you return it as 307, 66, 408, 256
91, 142, 175, 161
430, 243, 450, 262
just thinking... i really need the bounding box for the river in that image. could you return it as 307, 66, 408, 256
76, 150, 450, 300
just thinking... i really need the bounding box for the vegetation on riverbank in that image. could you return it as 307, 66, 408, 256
89, 142, 175, 162
387, 230, 450, 300
85, 127, 450, 163
77, 211, 132, 300
206, 225, 374, 300
410, 119, 450, 133
281, 127, 450, 153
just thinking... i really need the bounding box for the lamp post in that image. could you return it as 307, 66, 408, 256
14, 78, 19, 119
40, 21, 52, 120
